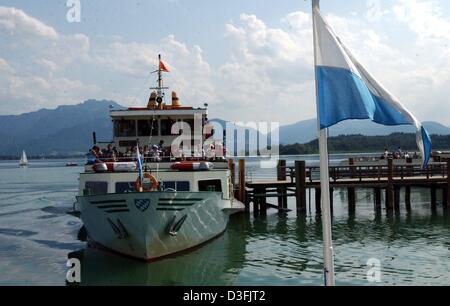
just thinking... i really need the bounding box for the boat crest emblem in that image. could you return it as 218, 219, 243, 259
134, 199, 151, 212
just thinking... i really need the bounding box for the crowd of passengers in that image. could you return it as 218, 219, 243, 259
380, 147, 419, 160
87, 141, 226, 164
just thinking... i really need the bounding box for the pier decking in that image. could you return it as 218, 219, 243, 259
229, 158, 450, 216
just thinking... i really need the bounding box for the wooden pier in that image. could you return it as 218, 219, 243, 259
230, 158, 450, 216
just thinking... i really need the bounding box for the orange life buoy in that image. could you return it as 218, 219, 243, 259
135, 173, 158, 192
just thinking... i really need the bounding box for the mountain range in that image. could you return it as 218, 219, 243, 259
0, 100, 119, 156
274, 119, 450, 145
0, 100, 449, 156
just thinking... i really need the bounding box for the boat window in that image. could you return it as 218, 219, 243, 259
119, 140, 138, 148
84, 182, 108, 195
163, 181, 190, 192
116, 182, 136, 193
177, 181, 190, 191
138, 119, 159, 136
198, 180, 222, 192
114, 120, 136, 137
161, 119, 176, 136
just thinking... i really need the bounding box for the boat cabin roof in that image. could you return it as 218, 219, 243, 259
110, 107, 207, 119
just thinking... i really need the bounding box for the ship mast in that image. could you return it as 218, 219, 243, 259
158, 54, 163, 89
151, 54, 169, 107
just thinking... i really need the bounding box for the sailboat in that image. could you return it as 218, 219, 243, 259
19, 150, 28, 167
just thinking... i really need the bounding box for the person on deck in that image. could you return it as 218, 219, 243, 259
158, 140, 166, 157
103, 144, 117, 162
87, 146, 101, 165
143, 145, 150, 157
124, 147, 132, 158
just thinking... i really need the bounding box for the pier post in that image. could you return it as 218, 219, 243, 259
277, 160, 288, 209
238, 159, 246, 203
374, 187, 382, 211
349, 158, 356, 178
406, 158, 413, 177
253, 187, 260, 217
394, 186, 401, 211
295, 161, 307, 213
259, 187, 267, 216
386, 159, 394, 210
348, 187, 356, 213
315, 188, 321, 214
228, 159, 235, 185
447, 159, 450, 209
405, 186, 411, 211
431, 184, 437, 210
443, 188, 448, 209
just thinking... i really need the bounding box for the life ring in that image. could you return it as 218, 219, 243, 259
135, 173, 158, 192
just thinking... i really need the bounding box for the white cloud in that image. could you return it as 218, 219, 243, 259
34, 58, 59, 74
0, 6, 90, 67
213, 13, 316, 122
0, 57, 14, 73
0, 6, 95, 114
388, 0, 450, 120
1, 2, 450, 126
0, 72, 101, 114
393, 0, 450, 43
0, 6, 57, 39
92, 34, 215, 108
365, 0, 390, 22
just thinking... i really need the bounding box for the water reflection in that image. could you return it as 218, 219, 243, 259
67, 215, 247, 286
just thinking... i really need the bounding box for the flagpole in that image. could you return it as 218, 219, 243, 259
312, 0, 336, 286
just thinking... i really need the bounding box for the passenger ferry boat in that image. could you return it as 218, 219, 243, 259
74, 56, 244, 261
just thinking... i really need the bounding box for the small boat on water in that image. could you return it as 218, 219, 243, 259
72, 55, 245, 261
66, 162, 78, 167
19, 150, 28, 167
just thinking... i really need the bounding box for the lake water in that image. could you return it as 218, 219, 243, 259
0, 156, 449, 286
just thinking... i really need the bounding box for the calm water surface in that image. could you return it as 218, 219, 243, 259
0, 156, 449, 286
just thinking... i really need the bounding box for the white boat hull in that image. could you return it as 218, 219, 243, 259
76, 192, 243, 260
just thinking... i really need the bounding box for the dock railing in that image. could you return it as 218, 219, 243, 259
282, 162, 448, 183
242, 158, 450, 216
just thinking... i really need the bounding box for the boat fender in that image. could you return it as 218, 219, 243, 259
135, 173, 158, 192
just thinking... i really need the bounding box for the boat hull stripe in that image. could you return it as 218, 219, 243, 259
97, 204, 128, 209
156, 208, 185, 211
158, 203, 195, 206
91, 200, 126, 205
105, 209, 130, 213
158, 198, 203, 202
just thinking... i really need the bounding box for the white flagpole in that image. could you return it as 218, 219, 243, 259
312, 0, 336, 286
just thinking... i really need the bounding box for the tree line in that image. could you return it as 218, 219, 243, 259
279, 133, 450, 155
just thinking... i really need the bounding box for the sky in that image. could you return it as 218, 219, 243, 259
1, 0, 450, 125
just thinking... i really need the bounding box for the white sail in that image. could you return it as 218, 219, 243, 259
19, 150, 28, 166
